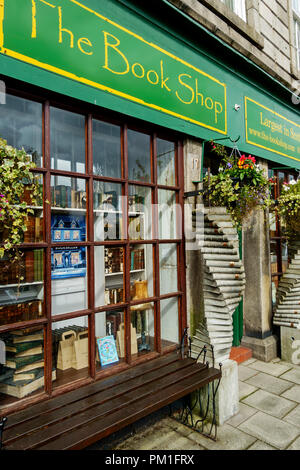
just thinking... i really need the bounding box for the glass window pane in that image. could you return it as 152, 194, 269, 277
160, 297, 179, 348
95, 310, 125, 371
51, 247, 87, 315
50, 107, 85, 173
0, 94, 42, 166
157, 138, 176, 186
52, 317, 89, 388
282, 241, 288, 274
131, 302, 155, 356
270, 241, 278, 275
0, 327, 46, 407
0, 249, 44, 326
278, 172, 285, 195
51, 176, 86, 241
129, 185, 152, 240
22, 174, 44, 243
158, 189, 179, 239
159, 244, 178, 295
94, 182, 123, 241
130, 244, 153, 301
128, 129, 151, 182
95, 246, 124, 308
93, 120, 121, 178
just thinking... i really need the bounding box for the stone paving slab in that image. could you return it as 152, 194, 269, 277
242, 389, 297, 419
248, 440, 277, 450
245, 372, 294, 395
238, 411, 300, 449
280, 368, 300, 385
282, 385, 300, 404
241, 358, 257, 366
287, 436, 300, 450
225, 403, 257, 427
247, 360, 292, 377
238, 365, 259, 382
186, 423, 256, 450
239, 381, 258, 400
283, 404, 300, 428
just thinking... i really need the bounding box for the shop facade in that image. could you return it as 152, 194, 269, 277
0, 0, 299, 421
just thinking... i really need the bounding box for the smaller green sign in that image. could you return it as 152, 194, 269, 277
245, 97, 300, 164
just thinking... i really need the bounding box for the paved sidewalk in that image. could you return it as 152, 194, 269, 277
104, 357, 300, 450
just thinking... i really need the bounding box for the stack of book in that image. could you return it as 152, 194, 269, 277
0, 329, 55, 399
0, 301, 43, 324
0, 250, 43, 285
51, 185, 86, 209
130, 248, 145, 271
104, 287, 123, 305
105, 247, 124, 274
24, 215, 43, 243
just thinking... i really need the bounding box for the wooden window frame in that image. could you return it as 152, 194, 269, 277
0, 81, 187, 411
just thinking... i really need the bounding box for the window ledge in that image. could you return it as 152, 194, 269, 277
168, 0, 264, 50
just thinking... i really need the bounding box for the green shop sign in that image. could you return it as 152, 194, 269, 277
0, 0, 227, 134
245, 97, 300, 164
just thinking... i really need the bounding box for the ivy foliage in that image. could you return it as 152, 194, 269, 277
277, 179, 300, 237
0, 138, 42, 276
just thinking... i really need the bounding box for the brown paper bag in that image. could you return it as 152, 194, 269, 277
116, 323, 138, 358
57, 330, 76, 370
72, 330, 89, 370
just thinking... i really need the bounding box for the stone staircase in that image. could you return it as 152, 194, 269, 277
191, 207, 245, 364
273, 249, 300, 329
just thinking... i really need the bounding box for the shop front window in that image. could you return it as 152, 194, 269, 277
268, 167, 298, 310
0, 89, 185, 412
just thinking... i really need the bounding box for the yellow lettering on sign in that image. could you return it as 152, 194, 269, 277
77, 37, 93, 55
215, 102, 223, 124
147, 69, 159, 85
31, 0, 56, 39
31, 0, 37, 38
102, 31, 129, 75
195, 78, 204, 106
176, 74, 194, 105
58, 6, 74, 48
160, 60, 171, 92
132, 62, 145, 78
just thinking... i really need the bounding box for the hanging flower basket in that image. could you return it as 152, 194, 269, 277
203, 142, 272, 228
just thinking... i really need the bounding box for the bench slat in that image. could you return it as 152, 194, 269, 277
5, 361, 205, 450
4, 352, 180, 430
3, 358, 202, 444
37, 368, 221, 450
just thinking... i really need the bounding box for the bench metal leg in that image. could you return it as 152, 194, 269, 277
171, 367, 222, 441
0, 417, 7, 450
171, 342, 222, 441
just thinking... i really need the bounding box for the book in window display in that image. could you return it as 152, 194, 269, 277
97, 336, 119, 367
51, 215, 86, 279
0, 329, 56, 399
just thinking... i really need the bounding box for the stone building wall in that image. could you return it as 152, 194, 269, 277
167, 0, 299, 89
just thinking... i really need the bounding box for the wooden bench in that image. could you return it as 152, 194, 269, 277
0, 348, 221, 450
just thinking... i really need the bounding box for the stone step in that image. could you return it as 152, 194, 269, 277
206, 267, 244, 274
206, 214, 232, 222
206, 318, 233, 326
210, 273, 245, 281
202, 254, 240, 261
201, 241, 235, 249
205, 260, 242, 267
201, 247, 238, 255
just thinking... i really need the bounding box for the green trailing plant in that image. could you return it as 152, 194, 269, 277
0, 138, 42, 281
203, 141, 272, 228
277, 179, 300, 237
